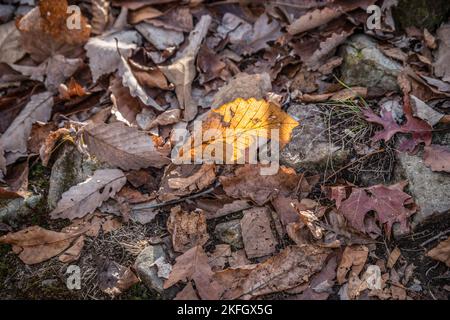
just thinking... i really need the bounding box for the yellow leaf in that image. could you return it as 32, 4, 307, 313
178, 98, 299, 163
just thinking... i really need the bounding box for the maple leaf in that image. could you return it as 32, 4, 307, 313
423, 145, 450, 172
337, 182, 416, 236
178, 98, 299, 163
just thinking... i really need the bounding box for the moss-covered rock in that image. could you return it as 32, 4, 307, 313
393, 0, 450, 32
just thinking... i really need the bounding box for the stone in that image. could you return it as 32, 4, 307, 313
0, 194, 42, 224
47, 143, 98, 209
339, 34, 402, 92
392, 0, 450, 32
395, 149, 450, 228
134, 245, 168, 294
214, 219, 243, 249
280, 104, 348, 172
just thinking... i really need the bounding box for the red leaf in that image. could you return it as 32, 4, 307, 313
423, 145, 450, 172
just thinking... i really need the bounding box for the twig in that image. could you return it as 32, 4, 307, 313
420, 229, 450, 247
131, 182, 220, 211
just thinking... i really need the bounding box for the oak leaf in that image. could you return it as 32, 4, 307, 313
426, 237, 450, 267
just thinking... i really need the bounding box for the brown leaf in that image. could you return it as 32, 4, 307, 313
39, 128, 71, 166
337, 245, 369, 284
146, 7, 193, 33
240, 207, 278, 259
135, 22, 184, 51
17, 0, 91, 62
196, 199, 252, 220
160, 15, 212, 121
386, 247, 401, 269
51, 169, 127, 220
433, 23, 450, 82
110, 77, 142, 126
0, 92, 54, 165
208, 244, 232, 272
164, 245, 223, 300
58, 78, 86, 101
426, 236, 450, 267
83, 122, 170, 170
174, 282, 199, 300
0, 21, 26, 64
58, 235, 85, 263
0, 225, 83, 264
129, 6, 163, 25
98, 259, 139, 297
167, 206, 209, 253
91, 0, 110, 35
214, 245, 330, 299
423, 145, 450, 172
220, 164, 302, 206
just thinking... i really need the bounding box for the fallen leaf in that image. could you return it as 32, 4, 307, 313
426, 236, 450, 267
220, 164, 302, 206
433, 23, 450, 82
0, 92, 54, 165
58, 235, 85, 263
51, 169, 127, 220
240, 207, 278, 259
387, 247, 401, 269
208, 244, 232, 271
174, 282, 199, 300
59, 78, 86, 100
39, 128, 71, 166
83, 122, 170, 170
338, 182, 415, 236
17, 0, 91, 62
129, 6, 163, 25
214, 245, 330, 299
178, 98, 298, 163
147, 6, 193, 33
160, 15, 212, 121
167, 206, 209, 253
423, 145, 450, 172
91, 0, 110, 35
0, 225, 83, 264
0, 21, 26, 64
337, 245, 369, 284
135, 22, 184, 51
98, 259, 139, 297
109, 77, 142, 125
164, 245, 223, 300
410, 95, 444, 126
85, 30, 142, 83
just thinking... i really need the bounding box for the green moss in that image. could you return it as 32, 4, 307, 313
393, 0, 450, 31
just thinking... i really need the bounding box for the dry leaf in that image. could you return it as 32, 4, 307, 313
240, 207, 278, 259
51, 169, 127, 220
91, 0, 110, 35
0, 21, 26, 64
423, 145, 450, 172
164, 245, 223, 300
387, 247, 401, 269
129, 6, 163, 25
17, 0, 91, 62
220, 164, 302, 206
426, 237, 450, 267
85, 30, 142, 83
0, 92, 53, 165
208, 244, 232, 272
135, 23, 184, 51
433, 23, 450, 82
215, 245, 330, 299
58, 235, 85, 263
0, 225, 83, 264
167, 206, 209, 253
109, 77, 142, 125
337, 245, 369, 284
178, 98, 298, 163
83, 122, 170, 170
98, 259, 139, 297
39, 128, 71, 166
160, 15, 212, 121
174, 282, 199, 300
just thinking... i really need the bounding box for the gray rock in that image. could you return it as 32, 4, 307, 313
134, 245, 167, 293
339, 34, 402, 92
214, 219, 243, 249
0, 194, 42, 223
280, 104, 348, 172
395, 150, 450, 228
47, 144, 98, 209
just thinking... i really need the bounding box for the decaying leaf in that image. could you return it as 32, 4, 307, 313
214, 245, 330, 299
426, 237, 450, 267
220, 164, 302, 206
423, 145, 450, 172
0, 21, 26, 64
0, 92, 53, 165
164, 245, 223, 300
240, 207, 278, 259
0, 225, 84, 264
337, 245, 369, 284
98, 259, 139, 297
91, 0, 110, 35
178, 98, 298, 163
39, 128, 71, 166
83, 122, 170, 170
85, 30, 141, 83
17, 0, 91, 62
51, 169, 126, 220
167, 206, 209, 253
135, 23, 184, 51
433, 23, 450, 82
160, 15, 212, 121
